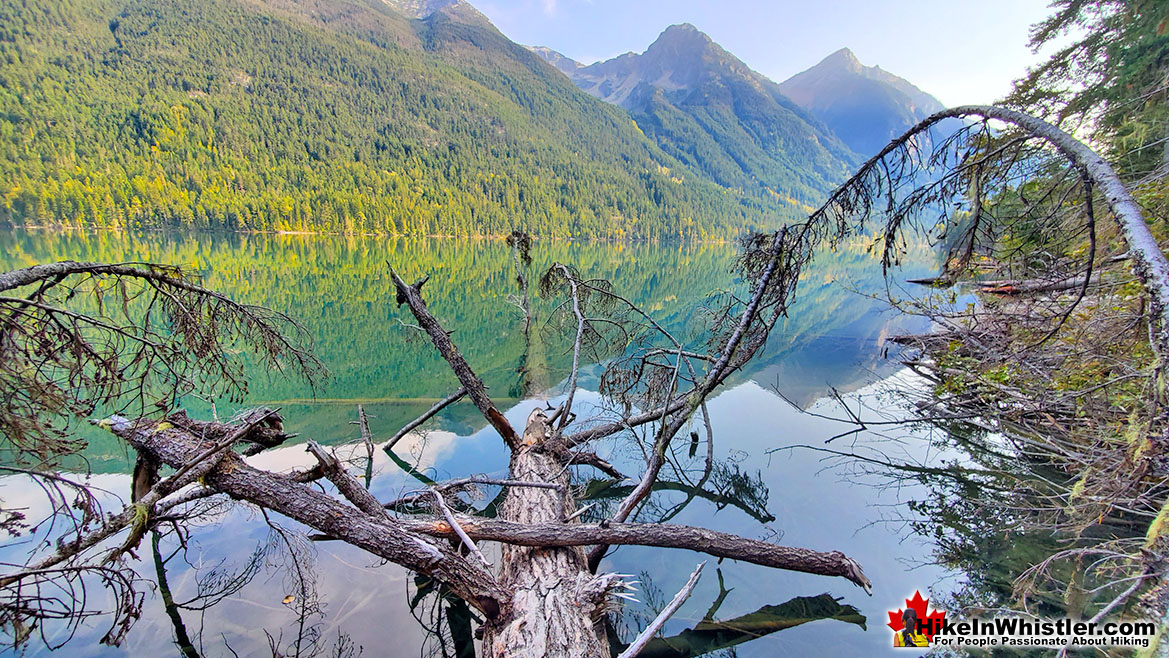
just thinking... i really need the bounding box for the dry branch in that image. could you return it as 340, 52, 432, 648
356, 404, 374, 486
382, 387, 467, 451
382, 477, 560, 509
396, 516, 872, 592
617, 561, 705, 658
588, 230, 787, 570
431, 489, 491, 568
305, 440, 384, 516
390, 268, 519, 448
554, 263, 587, 432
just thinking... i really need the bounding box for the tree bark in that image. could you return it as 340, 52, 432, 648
114, 421, 508, 617
479, 408, 610, 658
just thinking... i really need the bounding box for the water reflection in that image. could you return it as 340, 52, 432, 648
615, 579, 867, 658
0, 230, 945, 657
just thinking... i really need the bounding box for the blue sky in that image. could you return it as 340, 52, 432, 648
473, 0, 1055, 107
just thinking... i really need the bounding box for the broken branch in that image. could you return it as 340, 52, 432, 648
382, 387, 468, 452
618, 561, 705, 658
390, 268, 520, 448
397, 516, 872, 593
306, 440, 385, 516
432, 488, 492, 568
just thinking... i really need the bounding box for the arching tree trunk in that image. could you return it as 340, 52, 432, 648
819, 105, 1169, 651
826, 104, 1169, 372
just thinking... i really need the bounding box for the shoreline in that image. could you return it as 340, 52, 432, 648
4, 223, 739, 245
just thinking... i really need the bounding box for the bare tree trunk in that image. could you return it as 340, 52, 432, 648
480, 408, 609, 658
830, 105, 1169, 370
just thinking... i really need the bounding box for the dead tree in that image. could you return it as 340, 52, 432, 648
1, 240, 874, 657
780, 105, 1169, 637
0, 260, 322, 648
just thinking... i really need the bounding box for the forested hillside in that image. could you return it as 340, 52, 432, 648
0, 0, 798, 238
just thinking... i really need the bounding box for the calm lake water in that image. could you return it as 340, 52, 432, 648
0, 230, 957, 657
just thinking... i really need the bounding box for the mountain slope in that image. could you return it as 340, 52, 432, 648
778, 48, 946, 157
533, 25, 857, 214
0, 0, 782, 238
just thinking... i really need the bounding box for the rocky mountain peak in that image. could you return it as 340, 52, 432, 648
381, 0, 460, 19
778, 48, 947, 156
820, 47, 863, 73
645, 23, 715, 58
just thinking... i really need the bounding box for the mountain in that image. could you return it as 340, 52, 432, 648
777, 48, 946, 157
382, 0, 460, 19
526, 46, 582, 76
533, 24, 857, 215
0, 0, 794, 238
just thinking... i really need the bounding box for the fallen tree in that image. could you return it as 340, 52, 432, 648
0, 233, 873, 656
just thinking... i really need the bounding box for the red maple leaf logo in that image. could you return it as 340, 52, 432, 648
887, 590, 946, 641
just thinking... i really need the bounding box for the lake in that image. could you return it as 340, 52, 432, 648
0, 229, 957, 657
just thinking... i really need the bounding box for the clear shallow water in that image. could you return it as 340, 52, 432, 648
0, 230, 956, 657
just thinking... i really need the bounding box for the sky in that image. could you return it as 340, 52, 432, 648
472, 0, 1057, 107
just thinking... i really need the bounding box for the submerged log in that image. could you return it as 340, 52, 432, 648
975, 275, 1092, 295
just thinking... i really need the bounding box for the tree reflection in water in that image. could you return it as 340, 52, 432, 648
0, 232, 923, 655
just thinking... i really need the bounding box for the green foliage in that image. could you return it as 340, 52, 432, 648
1007, 0, 1169, 180
0, 0, 788, 238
